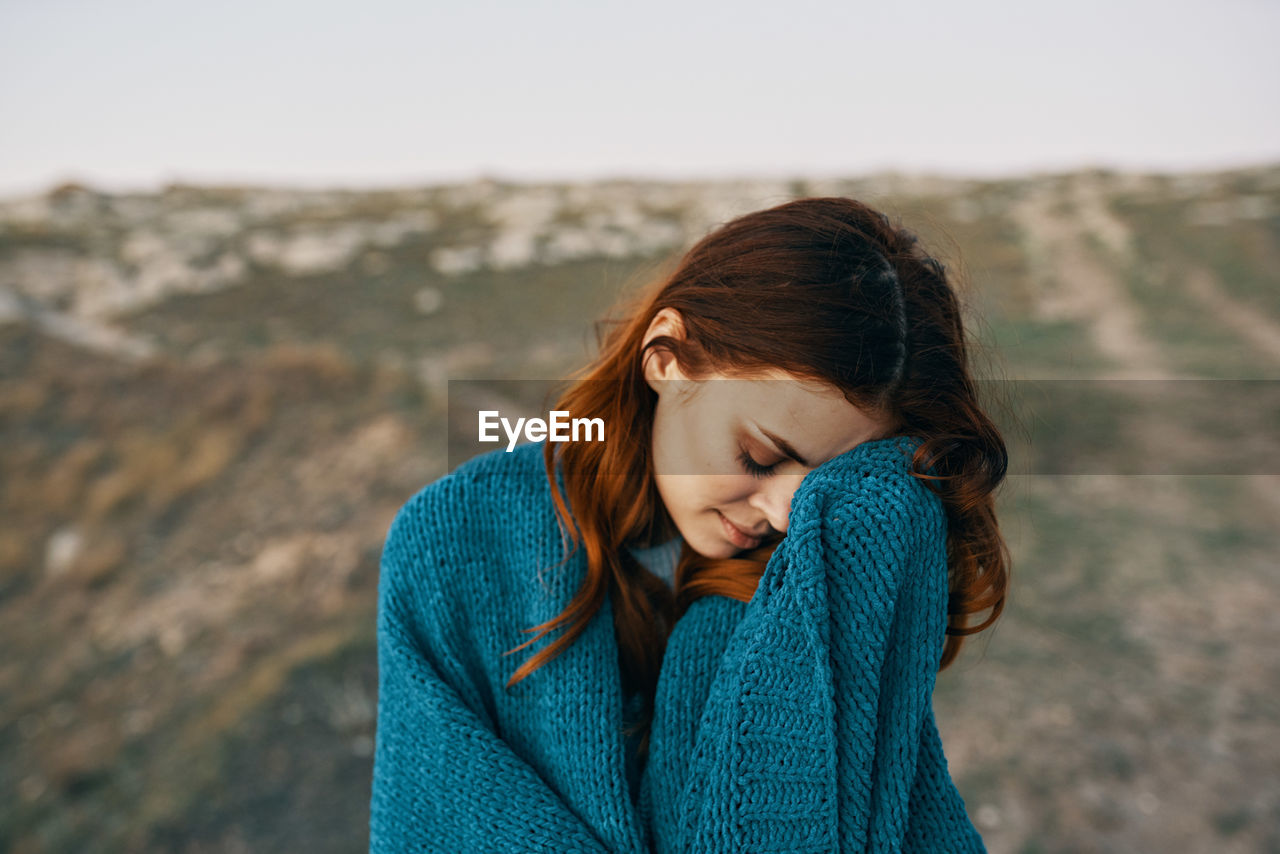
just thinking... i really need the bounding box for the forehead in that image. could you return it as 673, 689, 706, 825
697, 368, 887, 457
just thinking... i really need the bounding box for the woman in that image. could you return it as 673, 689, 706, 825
370, 196, 1009, 852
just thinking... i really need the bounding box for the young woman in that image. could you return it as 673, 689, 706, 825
370, 196, 1010, 852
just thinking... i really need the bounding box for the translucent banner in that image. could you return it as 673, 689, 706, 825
445, 378, 1280, 476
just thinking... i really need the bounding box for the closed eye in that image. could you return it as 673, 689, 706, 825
736, 446, 778, 479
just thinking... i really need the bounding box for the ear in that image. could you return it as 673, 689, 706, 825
641, 307, 688, 391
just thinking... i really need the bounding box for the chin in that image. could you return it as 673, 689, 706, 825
668, 510, 741, 560
686, 525, 737, 560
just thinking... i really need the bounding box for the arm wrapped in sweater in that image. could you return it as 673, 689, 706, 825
641, 435, 986, 853
369, 488, 615, 853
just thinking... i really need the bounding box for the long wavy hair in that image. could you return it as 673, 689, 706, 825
502, 196, 1010, 762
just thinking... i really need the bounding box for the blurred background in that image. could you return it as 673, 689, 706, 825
2, 1, 1278, 852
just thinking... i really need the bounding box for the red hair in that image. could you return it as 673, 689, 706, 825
503, 197, 1011, 761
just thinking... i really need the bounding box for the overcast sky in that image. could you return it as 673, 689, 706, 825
1, 0, 1277, 198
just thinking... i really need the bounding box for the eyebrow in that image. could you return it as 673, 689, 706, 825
753, 422, 811, 467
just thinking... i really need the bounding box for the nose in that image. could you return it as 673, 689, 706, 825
747, 472, 805, 535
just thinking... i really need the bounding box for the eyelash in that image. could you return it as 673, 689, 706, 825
737, 446, 778, 479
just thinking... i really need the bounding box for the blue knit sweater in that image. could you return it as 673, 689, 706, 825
369, 435, 986, 852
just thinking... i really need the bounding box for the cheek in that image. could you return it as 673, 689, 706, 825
693, 474, 749, 509
653, 412, 719, 477
652, 403, 697, 473
654, 473, 742, 515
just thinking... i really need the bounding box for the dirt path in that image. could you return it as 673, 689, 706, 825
1182, 266, 1280, 365
1010, 174, 1176, 380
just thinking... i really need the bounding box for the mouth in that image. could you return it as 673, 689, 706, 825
717, 510, 763, 550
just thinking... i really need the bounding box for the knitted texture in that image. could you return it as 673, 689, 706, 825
369, 435, 986, 853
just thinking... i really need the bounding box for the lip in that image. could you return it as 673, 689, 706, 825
718, 510, 763, 550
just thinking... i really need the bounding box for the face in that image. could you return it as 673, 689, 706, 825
642, 308, 898, 560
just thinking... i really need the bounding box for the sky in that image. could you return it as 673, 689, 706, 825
1, 0, 1277, 198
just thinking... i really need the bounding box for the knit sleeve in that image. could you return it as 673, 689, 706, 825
368, 491, 613, 854
643, 436, 986, 853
